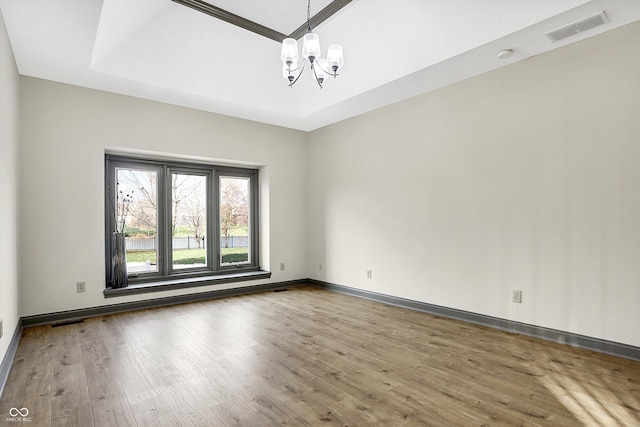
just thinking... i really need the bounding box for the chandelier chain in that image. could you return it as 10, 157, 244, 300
307, 0, 312, 31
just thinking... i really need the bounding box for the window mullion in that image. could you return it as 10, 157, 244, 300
206, 171, 214, 271
250, 171, 259, 266
160, 165, 172, 276
212, 170, 221, 270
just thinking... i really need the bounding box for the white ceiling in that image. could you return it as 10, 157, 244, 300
1, 0, 640, 131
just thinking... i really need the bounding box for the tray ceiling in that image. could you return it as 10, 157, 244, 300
1, 0, 639, 131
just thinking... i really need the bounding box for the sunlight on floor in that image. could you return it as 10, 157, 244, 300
538, 356, 640, 425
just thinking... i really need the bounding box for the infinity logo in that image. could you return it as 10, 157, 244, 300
9, 408, 29, 417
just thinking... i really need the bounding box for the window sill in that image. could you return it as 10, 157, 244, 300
103, 270, 272, 298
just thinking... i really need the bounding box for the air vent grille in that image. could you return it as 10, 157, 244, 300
545, 11, 609, 43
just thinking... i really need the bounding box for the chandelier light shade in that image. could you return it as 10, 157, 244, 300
302, 32, 321, 61
326, 44, 344, 71
315, 58, 329, 85
281, 0, 344, 88
281, 38, 299, 64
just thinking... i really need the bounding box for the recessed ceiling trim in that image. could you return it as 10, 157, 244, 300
171, 0, 352, 42
171, 0, 287, 42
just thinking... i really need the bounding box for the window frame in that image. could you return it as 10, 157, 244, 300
105, 154, 260, 288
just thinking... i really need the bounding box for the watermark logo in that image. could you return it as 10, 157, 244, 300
6, 407, 32, 423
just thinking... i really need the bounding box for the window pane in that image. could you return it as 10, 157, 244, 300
115, 168, 158, 274
172, 173, 207, 270
220, 176, 250, 265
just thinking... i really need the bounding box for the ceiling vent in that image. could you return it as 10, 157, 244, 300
545, 11, 609, 43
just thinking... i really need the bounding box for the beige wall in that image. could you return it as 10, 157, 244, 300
19, 77, 308, 316
307, 22, 640, 347
9, 19, 640, 351
0, 10, 20, 364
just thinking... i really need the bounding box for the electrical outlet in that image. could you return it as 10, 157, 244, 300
512, 290, 522, 303
366, 270, 372, 279
76, 281, 86, 293
279, 263, 285, 271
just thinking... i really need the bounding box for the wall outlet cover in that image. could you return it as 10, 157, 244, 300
512, 290, 522, 303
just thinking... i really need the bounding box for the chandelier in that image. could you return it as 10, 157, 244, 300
280, 0, 344, 88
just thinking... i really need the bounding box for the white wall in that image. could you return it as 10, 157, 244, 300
19, 77, 307, 316
307, 22, 640, 347
0, 9, 20, 362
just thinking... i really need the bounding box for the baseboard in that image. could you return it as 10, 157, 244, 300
15, 277, 640, 363
22, 279, 307, 327
0, 319, 23, 400
309, 279, 640, 362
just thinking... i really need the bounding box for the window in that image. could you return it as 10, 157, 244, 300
219, 175, 251, 266
105, 155, 259, 288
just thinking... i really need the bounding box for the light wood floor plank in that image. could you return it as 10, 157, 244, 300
158, 381, 224, 426
51, 402, 93, 427
209, 397, 271, 427
1, 285, 639, 426
128, 392, 181, 427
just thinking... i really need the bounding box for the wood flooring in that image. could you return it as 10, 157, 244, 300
0, 285, 639, 426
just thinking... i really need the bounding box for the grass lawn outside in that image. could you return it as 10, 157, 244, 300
126, 247, 248, 264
